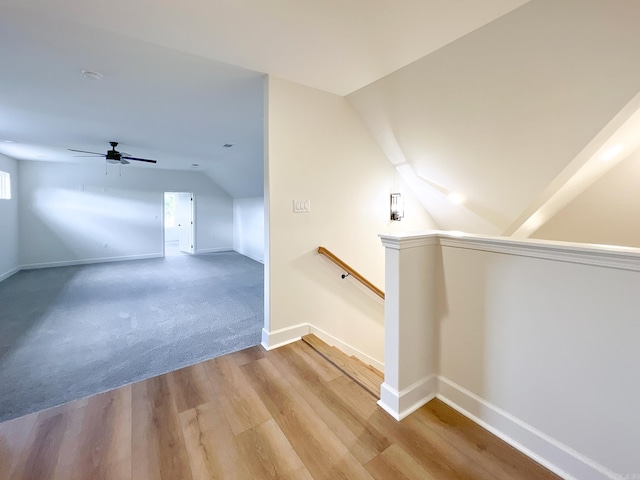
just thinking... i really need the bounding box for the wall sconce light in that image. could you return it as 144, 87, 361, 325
390, 193, 404, 221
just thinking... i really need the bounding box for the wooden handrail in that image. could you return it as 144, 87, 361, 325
317, 246, 385, 299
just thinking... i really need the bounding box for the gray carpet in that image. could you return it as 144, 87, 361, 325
0, 251, 264, 422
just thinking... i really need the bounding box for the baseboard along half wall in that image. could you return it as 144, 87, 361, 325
436, 376, 618, 480
378, 375, 438, 421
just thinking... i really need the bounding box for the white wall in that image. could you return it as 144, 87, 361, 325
18, 161, 233, 267
0, 154, 19, 280
264, 76, 437, 364
532, 149, 640, 248
233, 197, 264, 263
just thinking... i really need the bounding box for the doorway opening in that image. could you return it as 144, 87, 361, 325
164, 192, 195, 256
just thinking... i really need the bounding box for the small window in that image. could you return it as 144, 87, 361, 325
0, 171, 10, 200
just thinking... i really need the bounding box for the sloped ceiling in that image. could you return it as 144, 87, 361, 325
348, 0, 640, 235
0, 1, 530, 198
0, 7, 265, 198
3, 0, 640, 219
7, 0, 529, 97
531, 149, 640, 248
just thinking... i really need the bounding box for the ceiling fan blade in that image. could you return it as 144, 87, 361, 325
122, 156, 157, 164
73, 155, 107, 158
120, 159, 130, 165
68, 148, 104, 155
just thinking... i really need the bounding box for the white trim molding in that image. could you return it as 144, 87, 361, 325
309, 325, 383, 372
2, 250, 233, 282
3, 250, 237, 280
0, 266, 20, 282
261, 323, 384, 372
233, 249, 264, 264
378, 375, 437, 421
195, 247, 233, 254
261, 324, 310, 350
379, 231, 440, 250
381, 230, 640, 272
440, 235, 640, 272
437, 376, 620, 480
20, 253, 164, 270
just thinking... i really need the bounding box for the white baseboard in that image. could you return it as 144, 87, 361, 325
20, 253, 163, 270
233, 249, 264, 264
195, 247, 233, 254
378, 375, 437, 421
308, 325, 383, 372
437, 376, 618, 480
0, 266, 20, 282
261, 324, 311, 350
260, 323, 385, 376
2, 249, 236, 279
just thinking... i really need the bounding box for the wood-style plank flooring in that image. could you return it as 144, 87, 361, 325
0, 341, 561, 480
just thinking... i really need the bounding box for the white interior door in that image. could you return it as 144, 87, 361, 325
177, 192, 194, 253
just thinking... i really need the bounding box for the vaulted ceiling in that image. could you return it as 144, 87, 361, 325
348, 0, 640, 236
0, 0, 527, 198
2, 0, 640, 241
0, 6, 265, 198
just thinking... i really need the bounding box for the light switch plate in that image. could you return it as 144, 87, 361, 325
293, 199, 311, 213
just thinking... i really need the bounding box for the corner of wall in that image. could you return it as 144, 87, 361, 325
261, 323, 310, 351
0, 154, 20, 279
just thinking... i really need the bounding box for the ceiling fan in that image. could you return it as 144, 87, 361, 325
69, 141, 158, 165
